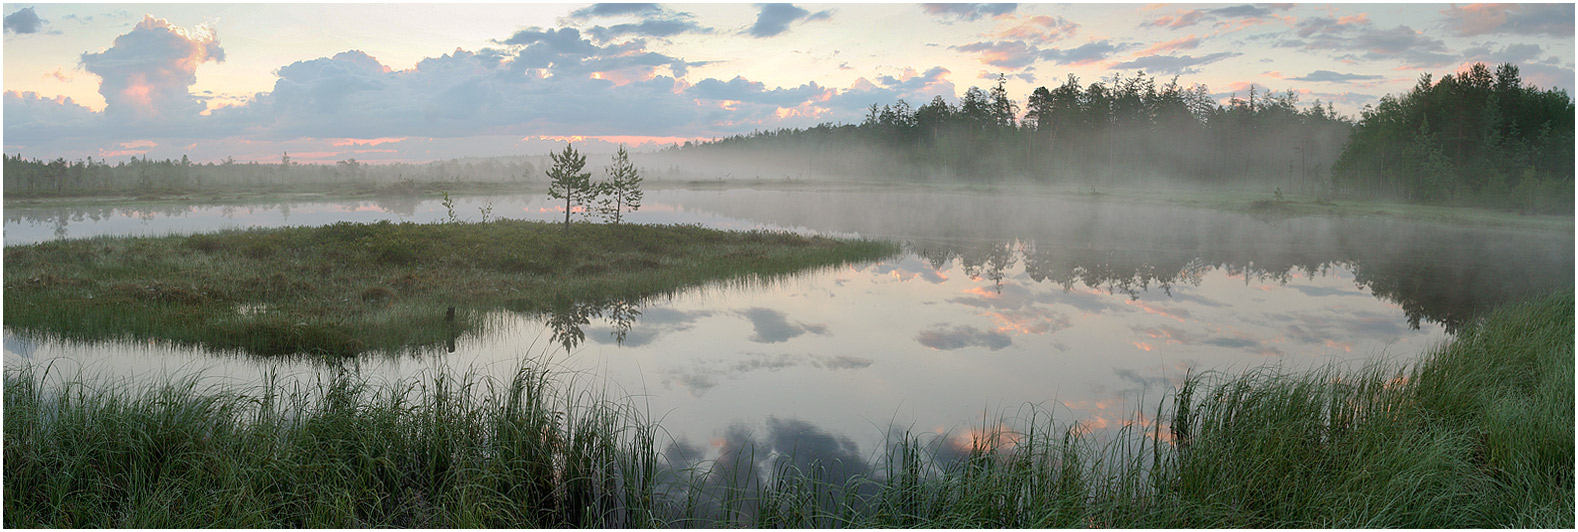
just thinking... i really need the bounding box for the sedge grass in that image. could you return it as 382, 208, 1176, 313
4, 293, 1570, 527
3, 220, 897, 357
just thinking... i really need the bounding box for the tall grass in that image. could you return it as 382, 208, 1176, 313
6, 294, 1571, 527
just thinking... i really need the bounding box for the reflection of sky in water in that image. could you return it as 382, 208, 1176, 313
2, 191, 839, 246
6, 188, 1565, 471
3, 251, 1447, 468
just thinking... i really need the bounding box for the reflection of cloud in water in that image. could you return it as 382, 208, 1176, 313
585, 307, 713, 347
869, 257, 948, 284
4, 334, 38, 359
915, 324, 1012, 351
680, 417, 875, 512
983, 307, 1072, 335
1131, 323, 1282, 356
736, 307, 829, 343
1155, 290, 1228, 308
1133, 324, 1196, 345
1203, 336, 1284, 356
1123, 299, 1192, 322
1288, 285, 1360, 298
664, 352, 873, 395
1268, 309, 1408, 349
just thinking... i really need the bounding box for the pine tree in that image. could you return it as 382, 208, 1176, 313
545, 143, 592, 231
597, 144, 642, 225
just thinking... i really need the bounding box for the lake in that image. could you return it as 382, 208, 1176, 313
4, 187, 1571, 470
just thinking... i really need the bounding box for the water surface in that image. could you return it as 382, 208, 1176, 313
6, 188, 1569, 471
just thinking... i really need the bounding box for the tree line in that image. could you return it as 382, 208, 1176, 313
1332, 63, 1573, 213
677, 63, 1572, 212
2, 152, 539, 196
677, 71, 1355, 191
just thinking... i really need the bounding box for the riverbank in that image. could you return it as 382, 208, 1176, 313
5, 293, 1569, 527
2, 220, 898, 356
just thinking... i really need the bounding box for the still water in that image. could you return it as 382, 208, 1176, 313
5, 188, 1571, 469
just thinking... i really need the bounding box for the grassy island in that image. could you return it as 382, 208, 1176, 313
2, 220, 898, 356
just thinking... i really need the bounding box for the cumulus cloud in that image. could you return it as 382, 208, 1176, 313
915, 323, 1012, 351
3, 91, 101, 143
921, 3, 1017, 23
748, 3, 833, 38
1109, 51, 1240, 75
78, 16, 224, 123
686, 76, 829, 106
4, 6, 45, 34
822, 65, 956, 113
1442, 4, 1574, 37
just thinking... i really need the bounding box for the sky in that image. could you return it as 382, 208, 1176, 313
3, 2, 1574, 164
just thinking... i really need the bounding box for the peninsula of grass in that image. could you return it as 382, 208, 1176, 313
3, 220, 898, 356
4, 293, 1569, 528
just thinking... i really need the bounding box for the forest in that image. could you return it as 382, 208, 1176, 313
672, 63, 1572, 212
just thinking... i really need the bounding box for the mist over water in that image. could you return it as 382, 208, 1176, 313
4, 187, 1570, 474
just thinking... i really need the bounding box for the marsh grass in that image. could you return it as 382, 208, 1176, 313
3, 220, 897, 357
5, 294, 1570, 527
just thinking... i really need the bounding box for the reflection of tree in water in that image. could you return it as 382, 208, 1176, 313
543, 296, 642, 351
913, 227, 1571, 333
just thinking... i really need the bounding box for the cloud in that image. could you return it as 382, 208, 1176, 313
822, 66, 956, 114
1442, 4, 1574, 37
1039, 40, 1132, 66
567, 3, 664, 19
78, 16, 224, 124
566, 4, 714, 41
1136, 34, 1201, 56
921, 3, 1017, 23
4, 6, 45, 34
737, 307, 829, 343
748, 3, 833, 38
3, 91, 101, 143
588, 18, 712, 41
1146, 4, 1292, 30
954, 40, 1041, 69
916, 323, 1012, 351
686, 76, 829, 107
1280, 15, 1457, 69
1109, 52, 1238, 75
994, 14, 1078, 43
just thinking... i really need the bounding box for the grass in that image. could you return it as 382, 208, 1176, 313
2, 220, 898, 357
5, 293, 1570, 528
